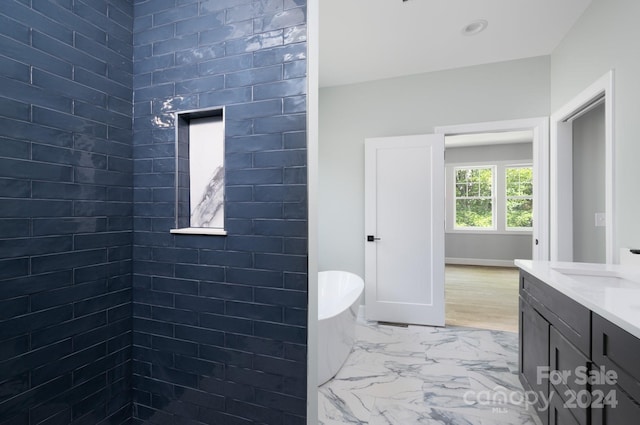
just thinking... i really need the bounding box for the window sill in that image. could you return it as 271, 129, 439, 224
170, 228, 227, 236
446, 229, 533, 236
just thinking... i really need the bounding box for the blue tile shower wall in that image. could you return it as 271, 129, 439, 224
0, 1, 134, 424
132, 1, 308, 424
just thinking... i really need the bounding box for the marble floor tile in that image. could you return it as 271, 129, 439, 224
319, 321, 538, 425
319, 386, 374, 424
370, 399, 538, 425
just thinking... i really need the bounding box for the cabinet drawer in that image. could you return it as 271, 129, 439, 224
550, 327, 590, 425
592, 313, 640, 402
591, 383, 640, 425
520, 271, 591, 355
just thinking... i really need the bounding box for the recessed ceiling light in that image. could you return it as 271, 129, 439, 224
462, 19, 488, 36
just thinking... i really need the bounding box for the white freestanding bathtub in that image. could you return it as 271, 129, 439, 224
317, 270, 364, 386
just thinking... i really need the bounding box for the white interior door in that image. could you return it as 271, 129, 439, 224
364, 134, 445, 326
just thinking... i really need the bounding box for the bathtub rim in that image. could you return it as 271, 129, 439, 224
318, 270, 364, 321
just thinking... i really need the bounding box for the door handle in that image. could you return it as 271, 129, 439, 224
367, 235, 381, 242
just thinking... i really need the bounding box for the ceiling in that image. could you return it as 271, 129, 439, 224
319, 0, 592, 88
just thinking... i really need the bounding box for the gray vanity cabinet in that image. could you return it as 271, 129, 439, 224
519, 269, 640, 425
590, 313, 640, 425
519, 270, 591, 425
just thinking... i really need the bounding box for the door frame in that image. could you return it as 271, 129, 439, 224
435, 117, 550, 261
549, 71, 615, 264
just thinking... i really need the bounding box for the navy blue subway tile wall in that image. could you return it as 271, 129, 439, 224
131, 0, 308, 424
0, 1, 134, 424
0, 0, 307, 423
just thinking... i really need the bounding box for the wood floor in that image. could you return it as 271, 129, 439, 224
445, 264, 519, 333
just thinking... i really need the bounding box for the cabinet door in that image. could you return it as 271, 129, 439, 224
550, 327, 590, 424
591, 383, 640, 425
520, 296, 550, 425
592, 313, 640, 402
549, 393, 582, 425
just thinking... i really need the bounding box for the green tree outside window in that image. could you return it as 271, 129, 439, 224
506, 167, 533, 229
454, 167, 494, 228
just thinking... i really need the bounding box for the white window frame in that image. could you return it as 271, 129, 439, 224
446, 161, 533, 235
505, 165, 534, 232
451, 165, 496, 232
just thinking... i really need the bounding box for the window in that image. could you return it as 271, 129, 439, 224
506, 166, 533, 230
453, 166, 495, 229
447, 162, 533, 234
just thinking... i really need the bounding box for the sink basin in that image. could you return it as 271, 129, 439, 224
552, 267, 640, 289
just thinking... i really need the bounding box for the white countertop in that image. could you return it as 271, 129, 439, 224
515, 260, 640, 339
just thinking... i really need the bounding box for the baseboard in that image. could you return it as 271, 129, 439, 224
445, 257, 516, 268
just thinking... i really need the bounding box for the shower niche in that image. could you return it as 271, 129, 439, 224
171, 107, 226, 235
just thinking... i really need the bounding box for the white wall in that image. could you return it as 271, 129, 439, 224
551, 0, 640, 255
445, 143, 532, 164
319, 56, 550, 277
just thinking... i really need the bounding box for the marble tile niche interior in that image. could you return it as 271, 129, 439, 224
319, 321, 538, 425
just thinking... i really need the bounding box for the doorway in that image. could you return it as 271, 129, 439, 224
435, 119, 548, 332
550, 71, 615, 263
442, 130, 535, 332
